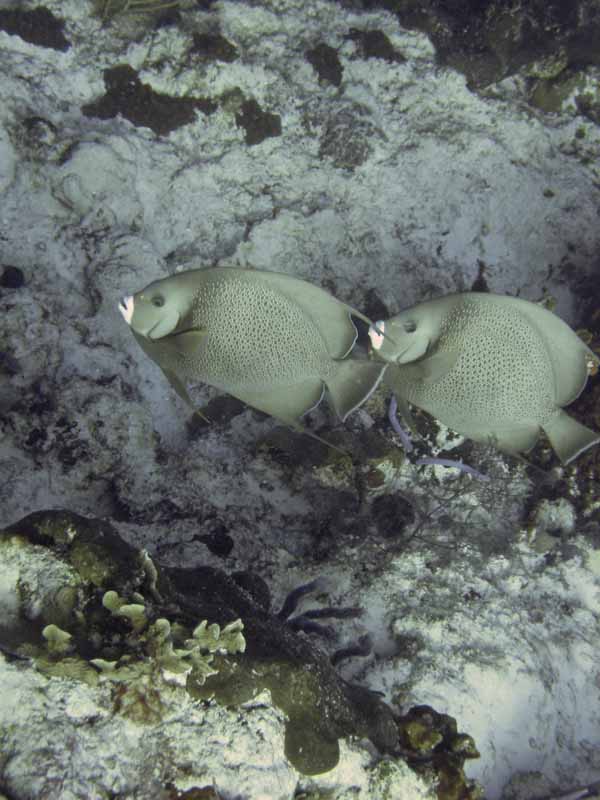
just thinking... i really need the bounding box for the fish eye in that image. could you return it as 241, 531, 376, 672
151, 295, 165, 308
403, 319, 417, 333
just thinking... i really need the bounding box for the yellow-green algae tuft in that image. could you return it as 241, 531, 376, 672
397, 705, 481, 800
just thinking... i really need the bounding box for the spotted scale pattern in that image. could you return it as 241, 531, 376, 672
177, 276, 335, 391
402, 296, 556, 432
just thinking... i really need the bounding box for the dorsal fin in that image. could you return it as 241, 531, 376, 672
167, 330, 207, 357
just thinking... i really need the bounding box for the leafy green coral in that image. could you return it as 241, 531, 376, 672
98, 614, 243, 723
19, 578, 246, 724
2, 513, 247, 727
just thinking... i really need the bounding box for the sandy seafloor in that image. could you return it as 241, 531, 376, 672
1, 0, 600, 798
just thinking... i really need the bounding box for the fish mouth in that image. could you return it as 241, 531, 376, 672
368, 321, 385, 351
119, 295, 134, 325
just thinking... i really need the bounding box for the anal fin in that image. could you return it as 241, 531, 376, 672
484, 424, 540, 456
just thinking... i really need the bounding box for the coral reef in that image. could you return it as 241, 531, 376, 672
2, 0, 600, 796
1, 509, 460, 796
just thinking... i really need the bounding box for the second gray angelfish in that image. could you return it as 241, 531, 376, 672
369, 292, 600, 464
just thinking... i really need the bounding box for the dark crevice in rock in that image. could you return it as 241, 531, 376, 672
306, 43, 344, 87
234, 98, 282, 145
0, 351, 20, 377
345, 28, 406, 62
318, 104, 377, 169
187, 395, 246, 436
82, 64, 217, 136
337, 0, 600, 90
193, 525, 235, 558
1, 266, 25, 289
191, 32, 238, 62
470, 260, 490, 292
0, 7, 70, 51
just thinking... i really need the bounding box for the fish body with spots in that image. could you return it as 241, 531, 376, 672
120, 267, 386, 434
369, 292, 600, 464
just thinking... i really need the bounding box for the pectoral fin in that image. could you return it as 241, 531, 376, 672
168, 329, 207, 357
397, 349, 460, 383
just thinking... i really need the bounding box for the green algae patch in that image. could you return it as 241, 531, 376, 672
33, 654, 101, 687
285, 719, 340, 776
70, 539, 121, 586
3, 510, 148, 592
192, 656, 342, 774
28, 606, 245, 724
1, 511, 246, 728
529, 73, 584, 113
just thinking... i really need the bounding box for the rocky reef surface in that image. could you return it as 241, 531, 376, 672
1, 1, 600, 798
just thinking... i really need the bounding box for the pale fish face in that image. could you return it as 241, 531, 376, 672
119, 295, 134, 325
118, 279, 183, 340
369, 313, 429, 365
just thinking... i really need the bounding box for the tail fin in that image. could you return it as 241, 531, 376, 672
326, 360, 386, 421
543, 409, 600, 464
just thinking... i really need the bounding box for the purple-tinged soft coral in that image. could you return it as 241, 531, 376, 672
388, 394, 413, 452
388, 395, 489, 481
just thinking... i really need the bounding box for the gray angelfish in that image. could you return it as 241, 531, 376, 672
368, 292, 600, 464
119, 267, 386, 444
